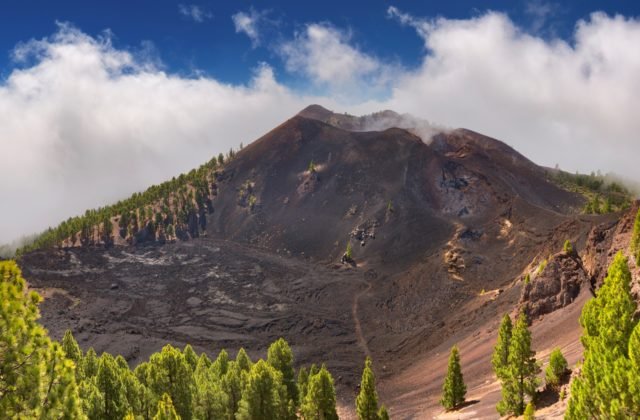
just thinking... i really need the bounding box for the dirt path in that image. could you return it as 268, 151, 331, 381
353, 279, 372, 358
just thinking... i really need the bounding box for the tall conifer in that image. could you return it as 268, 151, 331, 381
440, 345, 466, 410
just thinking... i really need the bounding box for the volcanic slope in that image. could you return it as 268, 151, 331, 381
21, 105, 600, 416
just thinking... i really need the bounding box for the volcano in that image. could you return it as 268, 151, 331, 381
21, 105, 628, 418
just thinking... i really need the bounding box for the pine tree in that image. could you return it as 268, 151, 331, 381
544, 348, 568, 389
631, 208, 640, 263
377, 405, 390, 420
309, 363, 320, 377
212, 349, 230, 377
301, 366, 338, 420
129, 372, 150, 417
346, 241, 353, 260
236, 360, 287, 420
183, 344, 198, 370
153, 393, 180, 420
523, 401, 535, 420
628, 323, 640, 416
567, 252, 638, 418
492, 314, 513, 380
79, 379, 105, 419
267, 338, 299, 409
96, 353, 129, 420
440, 345, 466, 410
0, 261, 83, 418
193, 354, 228, 420
496, 311, 539, 416
146, 344, 195, 419
41, 342, 85, 419
236, 348, 253, 372
222, 361, 243, 418
62, 330, 83, 366
356, 357, 379, 420
297, 366, 310, 402
83, 347, 99, 378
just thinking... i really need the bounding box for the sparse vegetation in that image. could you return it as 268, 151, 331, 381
524, 273, 531, 284
563, 240, 573, 254
308, 160, 316, 173
16, 147, 242, 255
545, 348, 568, 389
549, 169, 632, 214
440, 345, 466, 411
345, 241, 353, 260
537, 259, 547, 275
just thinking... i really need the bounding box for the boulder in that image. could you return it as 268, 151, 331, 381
520, 252, 590, 318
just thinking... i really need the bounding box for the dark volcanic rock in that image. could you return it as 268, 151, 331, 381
520, 252, 590, 319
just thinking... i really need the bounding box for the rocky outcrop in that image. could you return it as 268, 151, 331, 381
582, 202, 639, 289
520, 251, 590, 319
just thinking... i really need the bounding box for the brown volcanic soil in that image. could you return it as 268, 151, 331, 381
19, 105, 616, 417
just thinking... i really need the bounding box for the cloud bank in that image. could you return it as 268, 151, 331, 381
2, 9, 640, 243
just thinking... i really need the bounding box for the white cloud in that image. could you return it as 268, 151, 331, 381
278, 23, 395, 98
179, 4, 212, 23
0, 23, 326, 244
377, 8, 640, 183
386, 6, 432, 41
232, 8, 265, 47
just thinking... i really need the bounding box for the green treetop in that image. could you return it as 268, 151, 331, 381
356, 357, 380, 420
496, 311, 539, 416
492, 314, 513, 381
236, 360, 288, 420
301, 366, 338, 420
267, 338, 299, 409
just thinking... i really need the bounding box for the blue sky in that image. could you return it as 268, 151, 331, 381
1, 1, 637, 86
1, 1, 640, 243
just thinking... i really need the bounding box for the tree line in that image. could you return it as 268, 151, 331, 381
548, 169, 632, 214
16, 149, 240, 256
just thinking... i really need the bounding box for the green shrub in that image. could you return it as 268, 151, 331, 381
545, 348, 568, 388
563, 240, 573, 254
